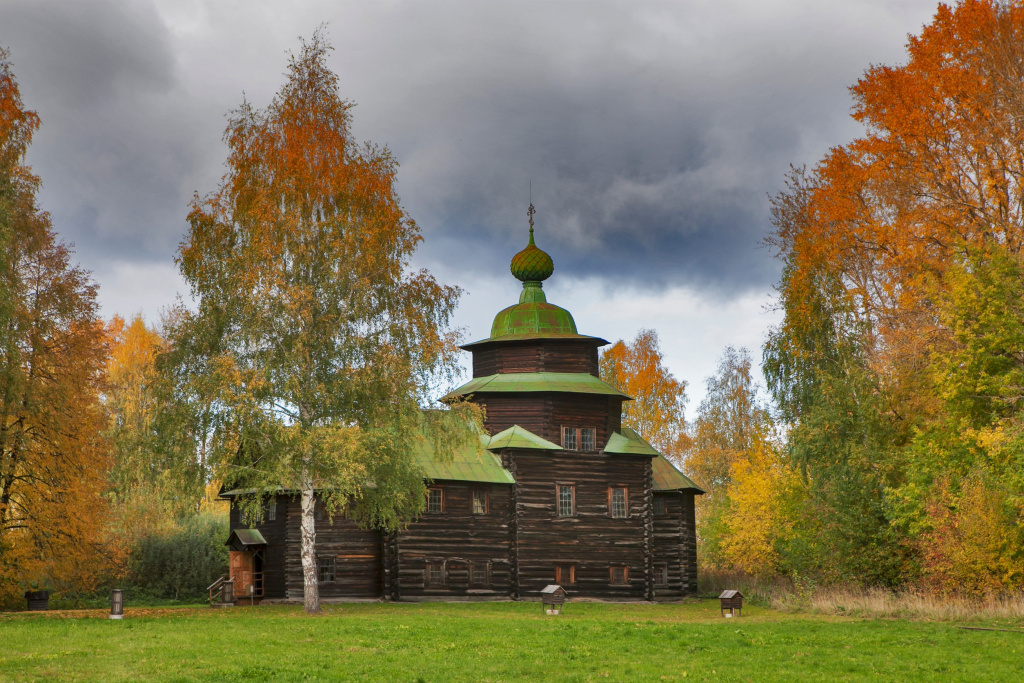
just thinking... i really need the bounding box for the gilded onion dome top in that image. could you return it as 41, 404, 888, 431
510, 204, 554, 282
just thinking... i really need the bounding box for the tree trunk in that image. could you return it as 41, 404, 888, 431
299, 463, 320, 614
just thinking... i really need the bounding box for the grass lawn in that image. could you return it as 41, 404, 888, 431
1, 599, 1022, 681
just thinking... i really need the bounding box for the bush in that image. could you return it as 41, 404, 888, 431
127, 511, 229, 601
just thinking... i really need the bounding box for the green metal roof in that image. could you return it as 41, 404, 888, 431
443, 372, 632, 401
652, 455, 704, 493
604, 427, 660, 456
226, 529, 267, 546
413, 431, 515, 484
486, 425, 561, 451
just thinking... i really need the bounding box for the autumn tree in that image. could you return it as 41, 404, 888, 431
170, 32, 472, 613
599, 329, 688, 459
765, 0, 1024, 587
0, 48, 110, 606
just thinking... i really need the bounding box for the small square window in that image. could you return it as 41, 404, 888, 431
472, 489, 487, 515
562, 426, 577, 450
610, 487, 628, 519
653, 496, 666, 516
655, 564, 669, 586
610, 565, 629, 585
427, 488, 443, 513
318, 557, 336, 583
555, 563, 576, 586
426, 562, 445, 587
470, 562, 489, 586
557, 485, 575, 517
580, 428, 595, 451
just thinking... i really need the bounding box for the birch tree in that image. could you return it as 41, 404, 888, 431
171, 32, 470, 613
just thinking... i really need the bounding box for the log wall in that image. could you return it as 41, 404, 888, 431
472, 341, 601, 377
509, 450, 651, 601
478, 393, 623, 450
651, 492, 698, 600
283, 497, 383, 600
391, 482, 513, 600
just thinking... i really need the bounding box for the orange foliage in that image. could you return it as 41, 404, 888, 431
0, 48, 110, 607
919, 477, 1024, 596
599, 329, 688, 459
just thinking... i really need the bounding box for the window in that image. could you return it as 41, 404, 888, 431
561, 427, 597, 451
610, 565, 629, 586
426, 562, 445, 587
472, 489, 488, 515
555, 563, 576, 586
318, 557, 336, 583
266, 501, 276, 522
470, 562, 489, 586
655, 564, 669, 586
315, 506, 323, 522
580, 428, 595, 451
610, 487, 628, 519
653, 496, 666, 516
562, 426, 577, 450
557, 485, 575, 517
427, 487, 444, 513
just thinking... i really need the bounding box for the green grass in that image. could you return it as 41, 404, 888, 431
1, 600, 1022, 681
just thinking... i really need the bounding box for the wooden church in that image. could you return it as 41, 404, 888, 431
222, 209, 703, 602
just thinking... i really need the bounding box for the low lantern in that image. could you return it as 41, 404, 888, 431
110, 589, 124, 619
718, 590, 743, 617
541, 584, 568, 615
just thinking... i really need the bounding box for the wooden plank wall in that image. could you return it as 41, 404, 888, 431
228, 499, 287, 599
392, 483, 512, 600
472, 341, 601, 378
283, 497, 383, 600
478, 394, 623, 450
651, 491, 698, 600
512, 451, 651, 601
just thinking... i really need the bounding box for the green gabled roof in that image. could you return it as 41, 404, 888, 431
486, 425, 561, 451
413, 431, 515, 485
603, 427, 660, 456
226, 529, 267, 546
652, 455, 704, 493
443, 372, 632, 401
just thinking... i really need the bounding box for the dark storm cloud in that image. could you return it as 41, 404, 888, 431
0, 0, 941, 318
0, 0, 194, 267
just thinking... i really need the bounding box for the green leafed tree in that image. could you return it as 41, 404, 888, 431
168, 32, 474, 613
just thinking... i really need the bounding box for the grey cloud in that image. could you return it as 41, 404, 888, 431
0, 0, 940, 319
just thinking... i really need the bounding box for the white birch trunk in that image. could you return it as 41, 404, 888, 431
299, 462, 320, 613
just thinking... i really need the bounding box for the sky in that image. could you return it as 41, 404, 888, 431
0, 0, 940, 411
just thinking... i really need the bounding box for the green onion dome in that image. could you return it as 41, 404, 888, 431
510, 227, 554, 282
490, 299, 578, 338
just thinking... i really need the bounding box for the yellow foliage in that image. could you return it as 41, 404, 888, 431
919, 477, 1024, 596
721, 436, 800, 576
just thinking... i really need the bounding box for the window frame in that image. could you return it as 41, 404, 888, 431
653, 495, 666, 517
609, 565, 629, 586
608, 486, 629, 519
470, 561, 490, 586
425, 561, 446, 587
655, 564, 669, 586
427, 487, 444, 514
555, 563, 576, 586
556, 484, 576, 517
561, 426, 598, 452
266, 500, 276, 522
471, 488, 488, 515
318, 556, 336, 583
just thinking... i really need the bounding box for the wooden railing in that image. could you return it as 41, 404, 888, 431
208, 575, 228, 606
253, 572, 264, 598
